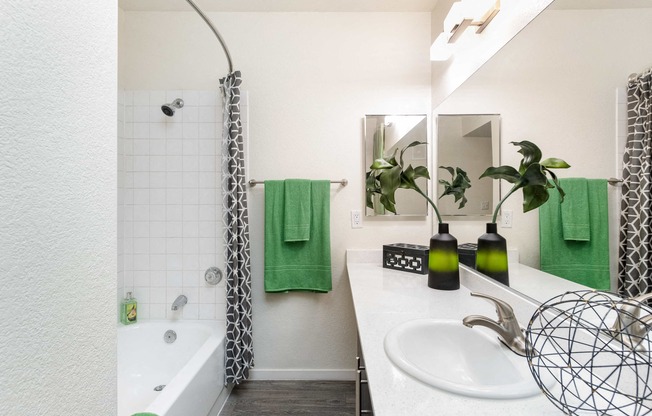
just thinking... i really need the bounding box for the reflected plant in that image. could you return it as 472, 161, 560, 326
365, 141, 471, 223
439, 166, 471, 209
479, 140, 570, 223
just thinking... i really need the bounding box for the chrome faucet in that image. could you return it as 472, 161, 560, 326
462, 292, 529, 356
610, 292, 652, 352
171, 295, 188, 311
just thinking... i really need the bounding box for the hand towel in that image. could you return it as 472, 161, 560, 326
560, 178, 591, 241
264, 180, 332, 293
283, 179, 312, 242
539, 179, 610, 290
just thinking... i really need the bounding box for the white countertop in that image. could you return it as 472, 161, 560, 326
346, 249, 580, 416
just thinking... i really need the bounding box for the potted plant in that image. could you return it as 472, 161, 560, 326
366, 141, 471, 290
477, 140, 570, 285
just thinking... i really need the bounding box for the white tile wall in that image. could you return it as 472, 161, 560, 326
118, 89, 241, 322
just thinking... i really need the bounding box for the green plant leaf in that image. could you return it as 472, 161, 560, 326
541, 157, 571, 169
512, 140, 542, 173
377, 165, 402, 212
413, 166, 430, 180
439, 166, 455, 177
399, 141, 425, 167
521, 164, 548, 187
369, 158, 394, 170
438, 166, 472, 209
543, 168, 566, 202
522, 184, 550, 212
401, 165, 418, 190
479, 166, 521, 183
379, 194, 396, 214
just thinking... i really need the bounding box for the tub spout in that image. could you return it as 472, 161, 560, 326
171, 295, 188, 311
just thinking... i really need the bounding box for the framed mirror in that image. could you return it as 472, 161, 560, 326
436, 114, 500, 220
364, 114, 428, 217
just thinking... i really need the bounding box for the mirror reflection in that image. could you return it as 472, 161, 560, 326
436, 114, 500, 219
433, 0, 652, 301
365, 114, 428, 217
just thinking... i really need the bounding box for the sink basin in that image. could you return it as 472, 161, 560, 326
384, 319, 547, 399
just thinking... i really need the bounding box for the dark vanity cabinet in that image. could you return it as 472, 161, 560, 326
356, 338, 374, 415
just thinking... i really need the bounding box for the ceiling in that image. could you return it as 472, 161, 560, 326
118, 0, 652, 13
118, 0, 442, 12
549, 0, 652, 9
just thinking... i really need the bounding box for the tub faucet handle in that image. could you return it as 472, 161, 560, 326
171, 295, 188, 311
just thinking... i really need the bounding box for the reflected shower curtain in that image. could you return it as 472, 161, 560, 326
619, 70, 652, 297
221, 71, 253, 384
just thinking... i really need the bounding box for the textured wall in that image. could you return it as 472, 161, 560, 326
120, 11, 432, 378
0, 1, 117, 415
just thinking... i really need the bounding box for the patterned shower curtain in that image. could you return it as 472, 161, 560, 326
221, 71, 253, 384
618, 70, 652, 297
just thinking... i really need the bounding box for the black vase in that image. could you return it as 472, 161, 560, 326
476, 223, 509, 286
428, 223, 460, 290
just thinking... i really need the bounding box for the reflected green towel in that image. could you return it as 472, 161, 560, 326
560, 178, 591, 241
264, 180, 332, 293
283, 179, 311, 242
539, 179, 610, 290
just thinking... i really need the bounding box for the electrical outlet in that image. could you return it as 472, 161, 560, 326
480, 200, 490, 211
351, 209, 363, 229
501, 209, 513, 228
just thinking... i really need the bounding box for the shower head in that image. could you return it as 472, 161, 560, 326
161, 98, 184, 117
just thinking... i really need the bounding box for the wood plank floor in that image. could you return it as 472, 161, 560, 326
219, 380, 356, 416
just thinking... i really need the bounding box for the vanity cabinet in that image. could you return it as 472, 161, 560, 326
356, 337, 374, 415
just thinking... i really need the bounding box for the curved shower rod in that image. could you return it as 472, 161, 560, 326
184, 0, 234, 74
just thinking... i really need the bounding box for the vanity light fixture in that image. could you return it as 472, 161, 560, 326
430, 0, 500, 61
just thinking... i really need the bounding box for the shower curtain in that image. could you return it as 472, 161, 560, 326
221, 71, 253, 384
618, 70, 652, 297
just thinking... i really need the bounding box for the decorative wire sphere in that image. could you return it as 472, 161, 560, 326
526, 290, 652, 416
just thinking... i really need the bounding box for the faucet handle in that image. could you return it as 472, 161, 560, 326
630, 292, 652, 304
620, 292, 652, 318
469, 292, 516, 322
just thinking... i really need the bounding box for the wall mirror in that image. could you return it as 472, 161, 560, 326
434, 0, 652, 301
436, 114, 500, 220
364, 114, 428, 217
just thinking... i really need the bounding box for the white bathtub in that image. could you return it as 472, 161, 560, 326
118, 320, 227, 416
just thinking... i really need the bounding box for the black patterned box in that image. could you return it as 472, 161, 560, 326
382, 243, 429, 275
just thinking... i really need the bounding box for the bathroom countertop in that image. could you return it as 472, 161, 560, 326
346, 249, 573, 416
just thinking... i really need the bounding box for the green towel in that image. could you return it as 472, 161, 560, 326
264, 180, 332, 293
560, 178, 591, 241
539, 178, 610, 290
283, 179, 312, 242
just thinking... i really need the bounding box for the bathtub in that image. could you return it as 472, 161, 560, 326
118, 320, 227, 416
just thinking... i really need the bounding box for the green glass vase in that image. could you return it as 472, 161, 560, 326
428, 223, 460, 290
476, 222, 509, 286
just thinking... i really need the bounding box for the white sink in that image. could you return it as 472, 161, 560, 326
384, 319, 546, 399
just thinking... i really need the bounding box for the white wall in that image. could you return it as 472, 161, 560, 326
0, 1, 117, 415
120, 11, 432, 377
430, 0, 554, 108
434, 8, 652, 268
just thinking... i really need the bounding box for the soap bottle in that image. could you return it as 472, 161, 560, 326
120, 292, 137, 325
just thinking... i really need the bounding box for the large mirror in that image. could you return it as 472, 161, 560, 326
433, 0, 652, 301
365, 114, 428, 217
436, 114, 500, 219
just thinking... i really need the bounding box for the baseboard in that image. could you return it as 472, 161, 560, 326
248, 369, 356, 381
207, 383, 234, 416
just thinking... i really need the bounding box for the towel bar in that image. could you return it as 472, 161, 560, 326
248, 179, 348, 187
